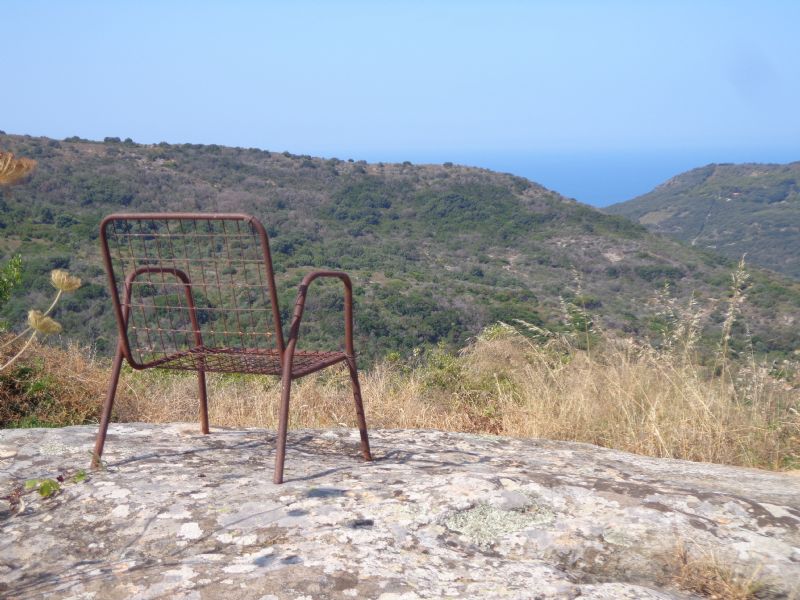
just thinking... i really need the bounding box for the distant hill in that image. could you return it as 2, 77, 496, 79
1, 133, 799, 362
606, 162, 800, 279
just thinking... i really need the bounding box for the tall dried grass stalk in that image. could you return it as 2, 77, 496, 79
0, 151, 36, 187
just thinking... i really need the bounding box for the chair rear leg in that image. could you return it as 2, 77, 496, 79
92, 343, 124, 469
198, 369, 209, 434
273, 367, 293, 484
346, 357, 373, 461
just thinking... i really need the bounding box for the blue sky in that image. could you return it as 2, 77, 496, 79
3, 1, 799, 205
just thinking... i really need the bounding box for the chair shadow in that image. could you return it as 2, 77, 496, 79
100, 430, 496, 482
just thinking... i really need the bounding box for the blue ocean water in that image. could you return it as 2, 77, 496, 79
468, 153, 709, 207
365, 149, 799, 208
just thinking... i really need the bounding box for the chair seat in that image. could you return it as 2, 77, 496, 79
146, 346, 348, 377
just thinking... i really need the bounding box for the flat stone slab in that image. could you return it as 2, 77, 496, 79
1, 424, 799, 599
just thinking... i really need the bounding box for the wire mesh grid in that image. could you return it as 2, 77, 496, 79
145, 347, 347, 376
102, 215, 291, 374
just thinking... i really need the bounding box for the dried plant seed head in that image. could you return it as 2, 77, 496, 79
51, 269, 82, 292
0, 151, 37, 186
28, 310, 63, 335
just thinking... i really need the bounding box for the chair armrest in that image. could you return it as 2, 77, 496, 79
286, 270, 355, 356
117, 266, 204, 368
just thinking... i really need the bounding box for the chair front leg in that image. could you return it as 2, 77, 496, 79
197, 369, 209, 434
273, 344, 296, 484
346, 356, 372, 461
92, 341, 124, 469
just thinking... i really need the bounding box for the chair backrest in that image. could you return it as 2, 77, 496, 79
100, 213, 284, 369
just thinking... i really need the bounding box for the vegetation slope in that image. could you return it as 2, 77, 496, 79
606, 162, 800, 279
1, 133, 799, 363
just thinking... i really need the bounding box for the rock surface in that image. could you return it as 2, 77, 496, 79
1, 424, 799, 599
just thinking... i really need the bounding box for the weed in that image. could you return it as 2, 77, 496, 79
671, 541, 765, 599
25, 478, 60, 498
3, 467, 90, 513
0, 268, 82, 373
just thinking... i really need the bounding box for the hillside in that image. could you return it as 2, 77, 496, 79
606, 162, 800, 278
1, 133, 799, 362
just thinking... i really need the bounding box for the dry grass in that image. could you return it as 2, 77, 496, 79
473, 334, 799, 469
3, 326, 798, 470
669, 541, 765, 599
0, 339, 111, 427
111, 327, 800, 470
116, 360, 464, 432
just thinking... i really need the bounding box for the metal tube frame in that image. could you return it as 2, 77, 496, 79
93, 213, 373, 483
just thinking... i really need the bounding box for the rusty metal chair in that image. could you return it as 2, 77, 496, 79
92, 213, 372, 483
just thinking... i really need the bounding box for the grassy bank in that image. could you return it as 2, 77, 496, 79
2, 324, 798, 471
